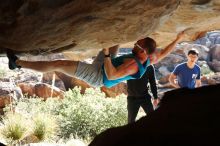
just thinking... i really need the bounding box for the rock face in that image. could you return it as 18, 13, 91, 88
208, 44, 220, 72
0, 81, 23, 114
18, 82, 65, 99
0, 0, 219, 57
42, 72, 66, 91
89, 84, 220, 146
0, 0, 179, 55
151, 0, 220, 48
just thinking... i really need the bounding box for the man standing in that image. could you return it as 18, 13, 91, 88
169, 48, 201, 89
127, 64, 159, 123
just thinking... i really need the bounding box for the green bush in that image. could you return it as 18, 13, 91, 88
3, 87, 127, 141
201, 63, 214, 75
59, 88, 127, 139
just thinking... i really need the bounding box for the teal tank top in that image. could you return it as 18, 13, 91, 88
102, 54, 150, 88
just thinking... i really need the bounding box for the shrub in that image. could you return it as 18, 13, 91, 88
3, 87, 127, 141
59, 88, 127, 139
201, 63, 214, 75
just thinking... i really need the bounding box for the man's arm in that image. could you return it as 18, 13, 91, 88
195, 68, 202, 87
195, 79, 202, 87
148, 65, 160, 108
169, 73, 180, 88
151, 31, 186, 64
148, 65, 158, 99
103, 48, 138, 80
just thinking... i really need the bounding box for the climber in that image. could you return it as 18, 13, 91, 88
7, 31, 186, 88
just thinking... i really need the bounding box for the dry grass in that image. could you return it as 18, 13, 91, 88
32, 114, 58, 142
0, 113, 30, 145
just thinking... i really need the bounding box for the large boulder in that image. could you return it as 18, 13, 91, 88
151, 1, 220, 49
42, 72, 66, 91
208, 44, 220, 72
0, 0, 220, 57
89, 84, 220, 146
0, 0, 179, 55
194, 31, 220, 48
18, 82, 64, 99
207, 31, 220, 45
0, 81, 23, 114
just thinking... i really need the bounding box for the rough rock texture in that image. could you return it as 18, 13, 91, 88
18, 82, 64, 99
208, 44, 220, 72
151, 0, 220, 48
195, 31, 220, 48
89, 84, 220, 146
0, 81, 23, 114
42, 72, 66, 91
1, 0, 219, 57
0, 0, 179, 56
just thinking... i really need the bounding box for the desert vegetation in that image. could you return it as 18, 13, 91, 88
0, 87, 128, 145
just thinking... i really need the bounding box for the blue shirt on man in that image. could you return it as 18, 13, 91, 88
173, 62, 201, 89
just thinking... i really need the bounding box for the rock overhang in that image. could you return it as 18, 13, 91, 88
0, 0, 219, 58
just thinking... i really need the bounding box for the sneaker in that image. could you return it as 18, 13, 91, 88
6, 49, 21, 70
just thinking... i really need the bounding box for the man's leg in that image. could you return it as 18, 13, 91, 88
140, 96, 154, 115
16, 60, 79, 77
7, 49, 79, 77
127, 97, 140, 124
7, 49, 105, 87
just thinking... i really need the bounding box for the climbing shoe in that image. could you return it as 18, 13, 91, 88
6, 49, 21, 70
